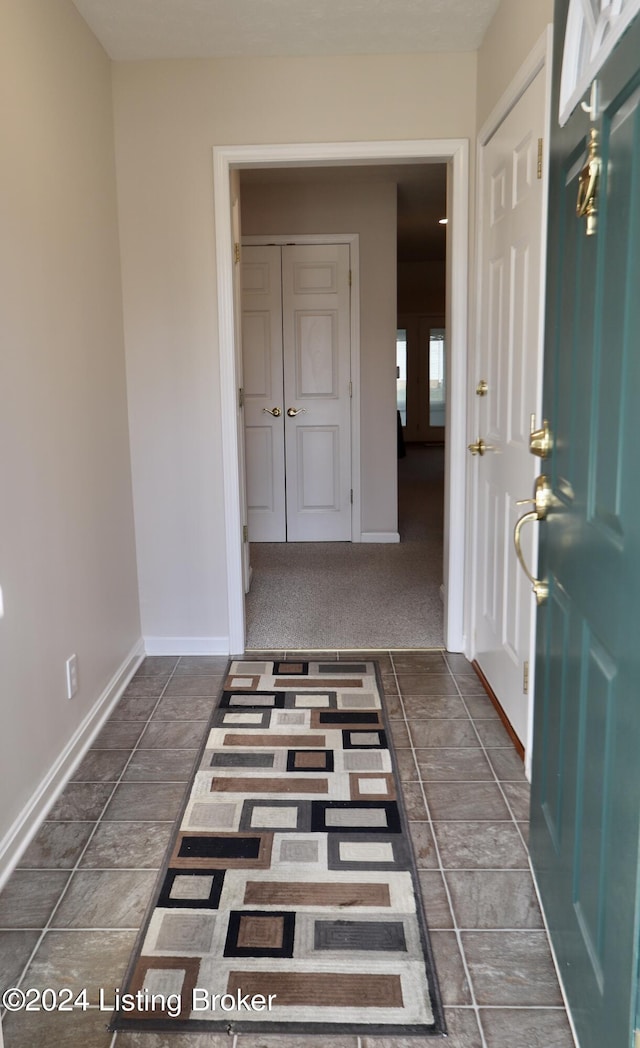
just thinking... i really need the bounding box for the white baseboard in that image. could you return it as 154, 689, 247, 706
0, 638, 145, 891
359, 531, 400, 544
144, 636, 230, 655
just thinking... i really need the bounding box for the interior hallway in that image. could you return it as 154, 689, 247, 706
245, 445, 445, 650
0, 650, 575, 1047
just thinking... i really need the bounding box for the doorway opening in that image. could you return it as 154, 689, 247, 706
213, 139, 469, 655
238, 163, 448, 649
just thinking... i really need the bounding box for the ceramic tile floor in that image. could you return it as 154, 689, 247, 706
0, 651, 577, 1048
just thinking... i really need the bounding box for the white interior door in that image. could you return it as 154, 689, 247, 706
282, 244, 352, 542
471, 65, 547, 750
243, 243, 352, 543
242, 245, 286, 542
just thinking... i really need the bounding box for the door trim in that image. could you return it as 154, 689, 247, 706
213, 138, 469, 655
243, 233, 362, 543
466, 27, 553, 775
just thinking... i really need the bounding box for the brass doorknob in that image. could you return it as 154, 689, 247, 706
262, 406, 281, 417
467, 438, 486, 456
287, 407, 307, 417
513, 512, 549, 605
513, 475, 553, 606
529, 418, 553, 458
516, 474, 554, 520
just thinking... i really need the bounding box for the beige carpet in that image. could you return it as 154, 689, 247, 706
245, 446, 445, 649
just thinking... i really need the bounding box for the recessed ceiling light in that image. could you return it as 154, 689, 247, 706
439, 217, 448, 225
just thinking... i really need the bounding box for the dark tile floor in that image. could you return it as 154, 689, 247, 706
0, 651, 576, 1048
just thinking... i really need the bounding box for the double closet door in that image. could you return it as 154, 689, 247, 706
242, 243, 352, 542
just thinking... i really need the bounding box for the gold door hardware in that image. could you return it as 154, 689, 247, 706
262, 406, 282, 417
529, 416, 553, 459
516, 474, 554, 520
287, 407, 307, 417
468, 438, 487, 456
576, 127, 601, 236
513, 475, 553, 606
476, 379, 488, 397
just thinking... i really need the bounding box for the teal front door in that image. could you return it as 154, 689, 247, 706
529, 5, 640, 1048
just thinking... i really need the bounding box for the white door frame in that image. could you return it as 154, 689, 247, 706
213, 139, 469, 655
466, 27, 553, 773
243, 233, 361, 544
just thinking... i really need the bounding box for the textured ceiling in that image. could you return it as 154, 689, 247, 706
71, 0, 501, 61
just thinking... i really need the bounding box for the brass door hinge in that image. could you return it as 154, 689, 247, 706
234, 242, 241, 264
523, 660, 529, 695
349, 380, 353, 398
238, 387, 244, 409
350, 489, 353, 504
537, 138, 543, 180
243, 524, 248, 543
349, 269, 352, 287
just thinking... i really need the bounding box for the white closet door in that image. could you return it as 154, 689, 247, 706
473, 66, 547, 748
242, 245, 286, 542
282, 244, 352, 542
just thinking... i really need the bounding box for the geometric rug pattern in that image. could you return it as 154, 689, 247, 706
112, 659, 445, 1035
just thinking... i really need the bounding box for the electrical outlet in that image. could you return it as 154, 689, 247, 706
65, 654, 78, 699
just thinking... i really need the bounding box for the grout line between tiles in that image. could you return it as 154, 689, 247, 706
389, 650, 489, 1048
449, 670, 580, 1046
449, 681, 530, 854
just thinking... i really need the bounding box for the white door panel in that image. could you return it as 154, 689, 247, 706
242, 243, 352, 542
242, 245, 286, 542
282, 244, 352, 542
472, 66, 547, 750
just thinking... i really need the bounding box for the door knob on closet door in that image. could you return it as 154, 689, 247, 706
287, 407, 307, 417
262, 406, 282, 417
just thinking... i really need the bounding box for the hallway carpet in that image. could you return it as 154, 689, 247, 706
245, 446, 445, 649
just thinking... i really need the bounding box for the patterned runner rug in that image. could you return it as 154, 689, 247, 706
112, 658, 445, 1036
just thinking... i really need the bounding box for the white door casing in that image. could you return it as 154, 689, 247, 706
230, 170, 252, 592
214, 139, 469, 655
242, 245, 287, 542
469, 32, 552, 760
282, 244, 352, 541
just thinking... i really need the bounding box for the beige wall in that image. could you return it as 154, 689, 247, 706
0, 0, 140, 858
476, 0, 554, 128
112, 52, 477, 646
241, 181, 398, 534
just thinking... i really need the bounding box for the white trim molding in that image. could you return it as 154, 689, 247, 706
360, 531, 401, 544
0, 639, 145, 891
144, 636, 231, 656
478, 26, 554, 147
214, 138, 470, 655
